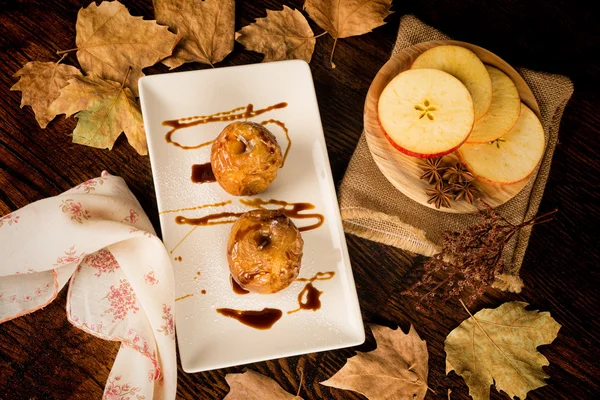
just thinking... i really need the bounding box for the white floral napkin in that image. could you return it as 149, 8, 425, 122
0, 171, 176, 400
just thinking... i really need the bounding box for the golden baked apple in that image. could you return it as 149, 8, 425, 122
228, 209, 303, 294
211, 121, 283, 196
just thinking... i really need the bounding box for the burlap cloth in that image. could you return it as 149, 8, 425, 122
339, 15, 574, 291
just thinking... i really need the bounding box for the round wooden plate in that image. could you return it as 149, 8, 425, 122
364, 40, 542, 213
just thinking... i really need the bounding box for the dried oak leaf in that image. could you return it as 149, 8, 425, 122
445, 302, 561, 400
49, 75, 147, 155
224, 369, 302, 400
11, 60, 82, 128
153, 0, 235, 68
74, 1, 179, 95
235, 6, 316, 63
304, 0, 393, 67
321, 324, 428, 399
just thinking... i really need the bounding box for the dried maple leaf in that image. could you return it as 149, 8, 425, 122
11, 58, 82, 128
321, 324, 428, 399
445, 301, 561, 400
153, 0, 235, 68
49, 75, 147, 155
304, 0, 393, 67
235, 6, 316, 63
70, 1, 179, 95
224, 369, 302, 399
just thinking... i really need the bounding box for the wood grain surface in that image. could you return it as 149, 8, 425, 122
363, 40, 539, 213
1, 0, 599, 399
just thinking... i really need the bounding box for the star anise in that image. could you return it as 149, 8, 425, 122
425, 182, 452, 209
452, 181, 478, 204
420, 157, 446, 184
443, 163, 474, 184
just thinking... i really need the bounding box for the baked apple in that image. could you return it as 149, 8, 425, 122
211, 121, 283, 196
227, 209, 303, 294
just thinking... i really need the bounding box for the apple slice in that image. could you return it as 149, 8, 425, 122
466, 66, 521, 144
457, 104, 545, 184
378, 68, 474, 158
411, 45, 492, 121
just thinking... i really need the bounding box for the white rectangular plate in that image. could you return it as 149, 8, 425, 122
139, 60, 364, 373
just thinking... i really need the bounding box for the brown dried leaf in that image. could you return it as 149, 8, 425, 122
445, 301, 561, 400
224, 369, 302, 400
235, 6, 316, 63
11, 59, 82, 128
154, 0, 235, 68
49, 75, 147, 155
74, 1, 179, 95
321, 324, 428, 399
304, 0, 393, 67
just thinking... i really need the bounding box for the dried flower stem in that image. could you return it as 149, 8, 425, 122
403, 200, 558, 311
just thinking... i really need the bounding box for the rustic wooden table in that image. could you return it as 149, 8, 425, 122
1, 0, 598, 399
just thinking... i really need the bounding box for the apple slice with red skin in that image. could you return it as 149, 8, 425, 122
457, 104, 545, 184
378, 68, 474, 158
466, 66, 521, 144
412, 45, 493, 121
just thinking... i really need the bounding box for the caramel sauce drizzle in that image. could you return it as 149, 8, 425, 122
160, 200, 232, 215
170, 226, 198, 254
175, 293, 194, 302
164, 103, 288, 149
191, 162, 216, 183
260, 119, 291, 167
170, 199, 324, 253
216, 307, 282, 330
288, 271, 335, 314
168, 201, 233, 254
231, 275, 250, 295
239, 198, 325, 232
175, 212, 244, 227
175, 288, 207, 302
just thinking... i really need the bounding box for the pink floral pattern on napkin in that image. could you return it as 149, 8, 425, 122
75, 176, 105, 193
54, 245, 85, 267
104, 376, 144, 400
83, 249, 120, 277
0, 282, 52, 305
122, 209, 139, 224
60, 199, 91, 223
157, 304, 175, 339
0, 212, 19, 228
102, 279, 140, 322
144, 270, 159, 285
0, 172, 176, 400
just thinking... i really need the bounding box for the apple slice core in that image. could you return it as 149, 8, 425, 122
412, 45, 492, 121
378, 68, 474, 158
466, 66, 521, 144
457, 104, 545, 184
